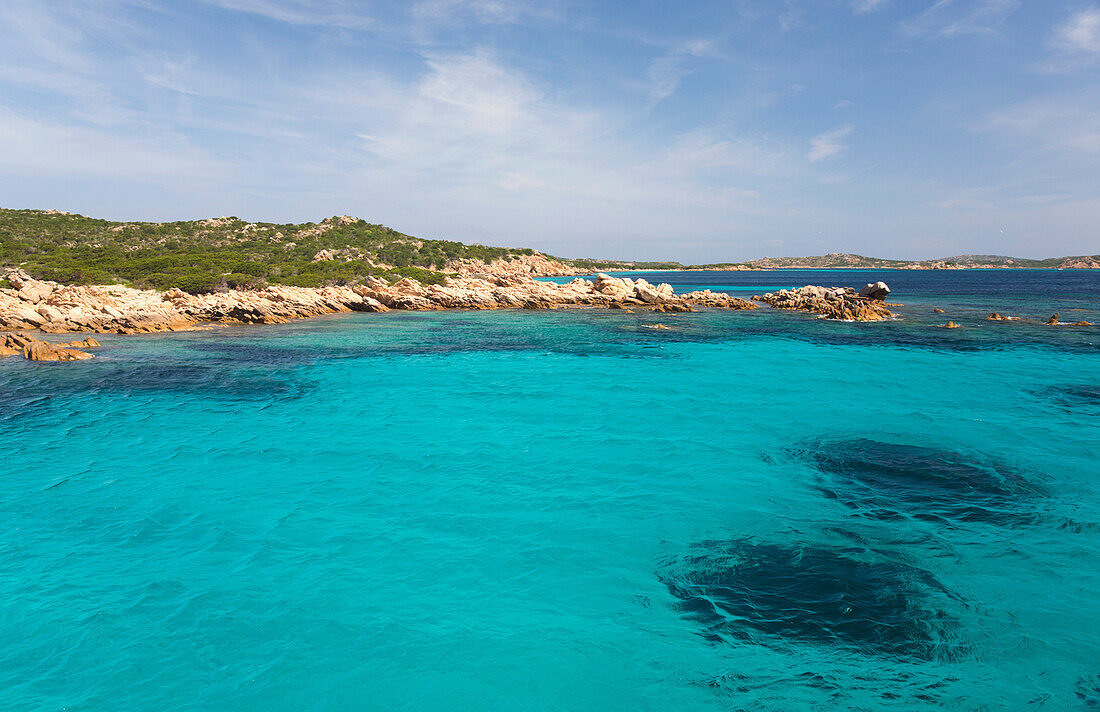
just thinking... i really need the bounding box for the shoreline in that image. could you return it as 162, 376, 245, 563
6, 267, 1091, 362
1, 271, 769, 359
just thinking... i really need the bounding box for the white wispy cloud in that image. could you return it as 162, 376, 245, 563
902, 0, 1020, 38
984, 94, 1100, 156
1054, 7, 1100, 52
334, 50, 788, 207
807, 126, 853, 162
411, 0, 526, 24
853, 0, 889, 15
0, 110, 229, 179
644, 40, 716, 104
196, 0, 375, 29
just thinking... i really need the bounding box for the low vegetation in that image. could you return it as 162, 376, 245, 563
0, 209, 539, 293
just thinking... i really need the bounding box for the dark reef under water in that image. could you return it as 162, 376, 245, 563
1038, 384, 1100, 410
793, 438, 1044, 526
1079, 674, 1100, 709
658, 540, 964, 661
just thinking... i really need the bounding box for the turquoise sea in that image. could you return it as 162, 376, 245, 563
2, 269, 1098, 711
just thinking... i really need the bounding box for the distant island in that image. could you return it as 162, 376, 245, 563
578, 252, 1100, 272
1, 208, 1096, 296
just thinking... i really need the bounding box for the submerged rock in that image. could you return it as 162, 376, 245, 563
796, 438, 1042, 525
658, 540, 962, 660
942, 321, 962, 329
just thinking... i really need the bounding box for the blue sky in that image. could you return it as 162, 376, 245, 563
1, 1, 1098, 260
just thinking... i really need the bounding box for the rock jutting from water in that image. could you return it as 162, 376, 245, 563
1, 332, 101, 361
754, 285, 895, 321
858, 281, 891, 300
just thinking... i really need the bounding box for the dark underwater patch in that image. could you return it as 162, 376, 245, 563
795, 438, 1043, 526
186, 339, 364, 366
1078, 674, 1100, 708
658, 540, 964, 661
0, 360, 309, 415
1039, 384, 1100, 410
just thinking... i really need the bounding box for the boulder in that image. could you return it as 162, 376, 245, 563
22, 338, 94, 361
36, 304, 63, 322
942, 321, 961, 329
1046, 314, 1060, 325
64, 337, 101, 348
933, 308, 945, 314
680, 290, 757, 310
634, 283, 664, 304
3, 304, 48, 328
858, 281, 891, 300
17, 280, 55, 303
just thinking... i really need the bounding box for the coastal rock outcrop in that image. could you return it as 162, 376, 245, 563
756, 285, 894, 321
2, 332, 99, 361
2, 269, 897, 343
858, 281, 891, 300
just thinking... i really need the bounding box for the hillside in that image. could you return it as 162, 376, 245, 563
0, 208, 562, 293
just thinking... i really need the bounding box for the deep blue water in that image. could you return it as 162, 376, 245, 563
2, 269, 1098, 711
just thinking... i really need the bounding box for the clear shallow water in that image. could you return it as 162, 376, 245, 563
2, 270, 1098, 711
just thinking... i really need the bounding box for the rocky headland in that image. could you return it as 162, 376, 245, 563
5, 264, 1093, 366
1, 270, 763, 358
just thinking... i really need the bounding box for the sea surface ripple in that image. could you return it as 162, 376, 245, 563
2, 269, 1098, 711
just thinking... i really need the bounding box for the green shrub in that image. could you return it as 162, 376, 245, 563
225, 272, 266, 290
280, 274, 325, 288
172, 272, 224, 295
388, 266, 449, 285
